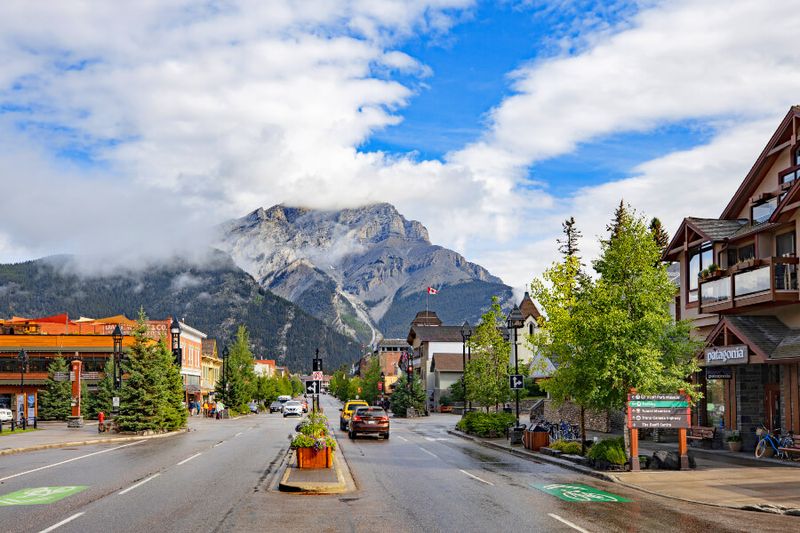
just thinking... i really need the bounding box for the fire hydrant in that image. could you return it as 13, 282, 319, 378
98, 411, 105, 433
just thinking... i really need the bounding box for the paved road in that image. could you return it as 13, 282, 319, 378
0, 396, 797, 532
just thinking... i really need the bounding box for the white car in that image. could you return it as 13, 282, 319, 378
0, 408, 12, 422
282, 401, 303, 417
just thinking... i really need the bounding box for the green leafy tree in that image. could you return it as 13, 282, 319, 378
290, 376, 304, 397
360, 358, 382, 405
215, 325, 257, 414
347, 376, 363, 400
390, 374, 426, 416
329, 368, 350, 401
276, 375, 293, 396
447, 380, 465, 403
464, 297, 511, 411
255, 375, 279, 406
37, 357, 71, 420
532, 205, 700, 457
116, 311, 187, 432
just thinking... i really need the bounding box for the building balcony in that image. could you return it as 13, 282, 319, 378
699, 257, 799, 313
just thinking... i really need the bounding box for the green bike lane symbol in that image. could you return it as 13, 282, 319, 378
532, 483, 631, 502
0, 486, 88, 506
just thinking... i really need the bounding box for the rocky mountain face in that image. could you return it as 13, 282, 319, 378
219, 203, 513, 341
0, 252, 361, 372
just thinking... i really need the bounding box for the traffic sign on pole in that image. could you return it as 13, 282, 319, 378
509, 374, 524, 390
306, 381, 320, 394
311, 371, 323, 381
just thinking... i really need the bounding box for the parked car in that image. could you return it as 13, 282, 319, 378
277, 395, 292, 403
339, 399, 369, 430
282, 401, 303, 417
348, 406, 390, 440
249, 402, 259, 414
269, 401, 284, 413
0, 408, 12, 422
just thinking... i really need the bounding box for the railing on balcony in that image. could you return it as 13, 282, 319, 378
699, 257, 800, 313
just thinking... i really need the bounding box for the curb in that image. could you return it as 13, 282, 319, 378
447, 429, 800, 516
278, 449, 348, 494
0, 428, 189, 456
446, 429, 615, 482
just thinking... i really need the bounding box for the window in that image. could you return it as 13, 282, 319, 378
529, 323, 534, 335
688, 243, 712, 303
796, 146, 800, 166
777, 232, 796, 257
752, 197, 778, 223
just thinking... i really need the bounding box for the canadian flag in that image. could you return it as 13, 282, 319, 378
427, 287, 438, 295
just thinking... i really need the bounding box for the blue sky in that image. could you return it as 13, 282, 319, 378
1, 1, 799, 289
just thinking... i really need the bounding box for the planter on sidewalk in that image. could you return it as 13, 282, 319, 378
296, 446, 333, 468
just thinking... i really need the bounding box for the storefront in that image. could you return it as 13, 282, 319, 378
699, 315, 800, 450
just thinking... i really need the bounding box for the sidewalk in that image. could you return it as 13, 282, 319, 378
0, 417, 206, 455
448, 429, 800, 515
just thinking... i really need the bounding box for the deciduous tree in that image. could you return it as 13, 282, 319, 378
464, 297, 510, 411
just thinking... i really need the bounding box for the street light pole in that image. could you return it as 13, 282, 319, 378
18, 349, 28, 426
460, 321, 472, 416
112, 325, 123, 390
507, 305, 525, 429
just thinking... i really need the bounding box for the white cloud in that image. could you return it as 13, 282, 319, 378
2, 0, 800, 295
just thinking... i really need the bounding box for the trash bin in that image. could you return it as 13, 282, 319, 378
526, 425, 550, 451
510, 426, 524, 445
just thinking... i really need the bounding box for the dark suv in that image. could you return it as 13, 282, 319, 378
348, 406, 389, 440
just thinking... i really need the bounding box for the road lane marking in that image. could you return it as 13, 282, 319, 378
0, 486, 88, 506
548, 513, 590, 533
213, 441, 225, 447
0, 440, 145, 482
418, 447, 438, 458
459, 469, 494, 486
397, 435, 408, 442
38, 512, 85, 533
234, 432, 243, 437
176, 453, 202, 466
118, 473, 160, 495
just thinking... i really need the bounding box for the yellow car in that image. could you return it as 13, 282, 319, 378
339, 400, 368, 430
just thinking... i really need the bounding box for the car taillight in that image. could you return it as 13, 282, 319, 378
379, 417, 388, 422
352, 416, 362, 422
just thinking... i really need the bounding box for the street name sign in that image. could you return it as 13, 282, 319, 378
531, 483, 631, 503
0, 486, 88, 506
509, 374, 524, 390
306, 380, 321, 394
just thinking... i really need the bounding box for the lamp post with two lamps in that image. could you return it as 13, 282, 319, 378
18, 349, 28, 427
506, 305, 525, 431
460, 321, 472, 415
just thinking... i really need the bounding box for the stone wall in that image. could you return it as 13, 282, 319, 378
542, 399, 620, 433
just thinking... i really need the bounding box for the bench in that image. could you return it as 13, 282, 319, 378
778, 435, 800, 456
686, 426, 716, 447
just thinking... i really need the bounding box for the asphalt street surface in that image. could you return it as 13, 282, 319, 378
0, 395, 797, 533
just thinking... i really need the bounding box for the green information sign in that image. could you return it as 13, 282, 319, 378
532, 483, 631, 502
0, 486, 88, 506
628, 400, 688, 408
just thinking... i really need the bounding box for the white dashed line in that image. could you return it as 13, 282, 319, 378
418, 447, 438, 458
118, 473, 160, 495
176, 452, 202, 466
38, 512, 85, 533
234, 432, 243, 437
0, 440, 145, 482
397, 435, 408, 442
213, 441, 225, 447
548, 513, 590, 533
459, 469, 494, 486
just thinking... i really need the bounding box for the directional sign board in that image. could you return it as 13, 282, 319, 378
627, 393, 690, 429
531, 483, 631, 503
0, 486, 88, 506
306, 380, 321, 394
311, 371, 324, 381
509, 374, 524, 390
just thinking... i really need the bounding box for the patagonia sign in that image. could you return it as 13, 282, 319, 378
704, 345, 748, 366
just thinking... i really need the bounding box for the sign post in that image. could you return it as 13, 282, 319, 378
509, 374, 524, 390
627, 391, 691, 471
312, 349, 323, 412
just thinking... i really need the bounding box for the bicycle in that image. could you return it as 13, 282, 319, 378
755, 425, 794, 459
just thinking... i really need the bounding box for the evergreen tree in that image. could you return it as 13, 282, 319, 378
37, 357, 71, 421
649, 217, 670, 255
606, 199, 632, 241
215, 325, 256, 413
390, 374, 426, 416
464, 297, 511, 411
557, 217, 581, 258
116, 311, 187, 432
86, 359, 115, 420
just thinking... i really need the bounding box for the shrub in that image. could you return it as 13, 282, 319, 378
587, 437, 627, 465
549, 439, 583, 455
455, 411, 516, 437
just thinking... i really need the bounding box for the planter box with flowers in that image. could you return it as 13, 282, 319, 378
291, 412, 337, 469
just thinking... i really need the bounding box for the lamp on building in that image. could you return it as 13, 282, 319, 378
112, 325, 123, 390
460, 321, 472, 415
170, 318, 182, 366
506, 304, 525, 429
